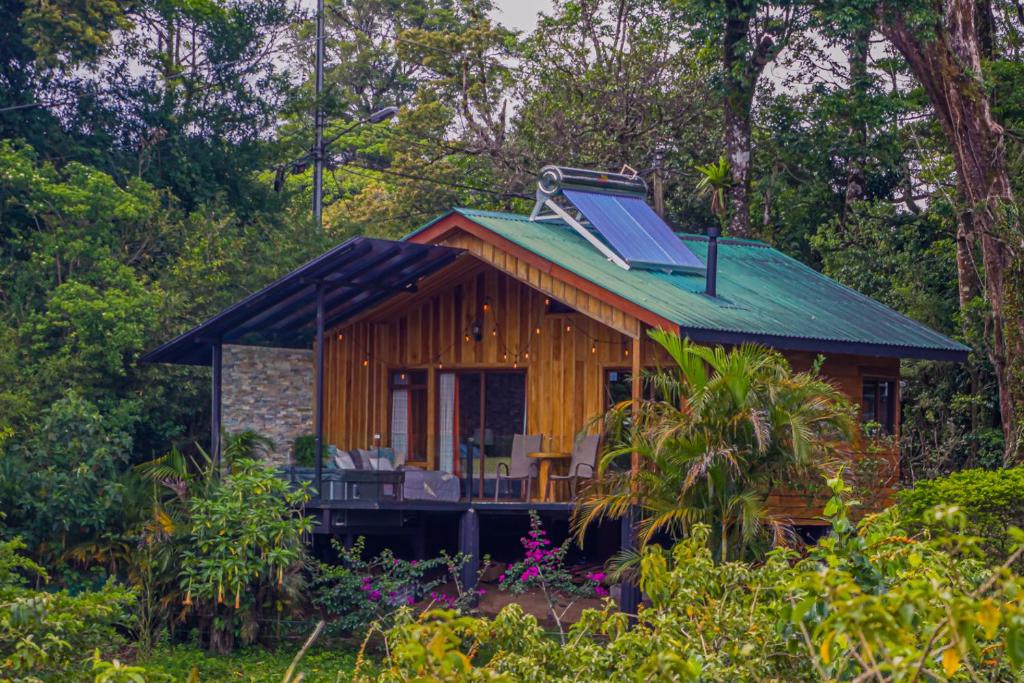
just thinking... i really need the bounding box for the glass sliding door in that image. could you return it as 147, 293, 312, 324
444, 370, 526, 500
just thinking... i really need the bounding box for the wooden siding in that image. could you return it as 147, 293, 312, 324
321, 230, 901, 523
323, 255, 646, 467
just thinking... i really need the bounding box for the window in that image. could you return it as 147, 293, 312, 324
604, 369, 661, 409
861, 378, 897, 435
390, 370, 427, 463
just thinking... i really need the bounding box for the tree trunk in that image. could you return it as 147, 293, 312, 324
881, 0, 1023, 462
842, 28, 871, 218
722, 0, 758, 238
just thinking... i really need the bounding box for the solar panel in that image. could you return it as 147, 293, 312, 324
562, 189, 706, 274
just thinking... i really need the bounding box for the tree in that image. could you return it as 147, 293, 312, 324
573, 332, 855, 561
677, 0, 810, 237
871, 0, 1024, 462
513, 0, 720, 229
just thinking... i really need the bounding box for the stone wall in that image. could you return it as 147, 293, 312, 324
222, 344, 313, 466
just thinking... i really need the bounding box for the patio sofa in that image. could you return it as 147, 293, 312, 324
278, 446, 460, 503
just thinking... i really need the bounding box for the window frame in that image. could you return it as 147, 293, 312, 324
860, 376, 898, 436
389, 369, 429, 463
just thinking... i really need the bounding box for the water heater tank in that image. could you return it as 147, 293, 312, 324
537, 165, 647, 197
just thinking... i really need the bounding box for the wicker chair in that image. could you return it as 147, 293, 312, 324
546, 434, 600, 501
494, 434, 542, 501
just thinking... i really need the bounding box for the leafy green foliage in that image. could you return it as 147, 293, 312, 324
367, 475, 1024, 681
899, 467, 1024, 560
139, 643, 360, 682
180, 459, 312, 653
0, 537, 136, 682
311, 537, 472, 636
575, 332, 856, 560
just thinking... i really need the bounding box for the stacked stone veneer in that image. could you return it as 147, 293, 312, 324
222, 344, 313, 466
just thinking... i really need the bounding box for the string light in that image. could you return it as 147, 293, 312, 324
337, 333, 344, 341
482, 302, 490, 312
591, 343, 597, 354
534, 326, 541, 335
524, 351, 530, 360
464, 334, 471, 343
362, 357, 370, 367
565, 324, 572, 333
491, 327, 497, 337
544, 298, 551, 306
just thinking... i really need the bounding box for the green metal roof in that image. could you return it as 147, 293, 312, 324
408, 208, 969, 361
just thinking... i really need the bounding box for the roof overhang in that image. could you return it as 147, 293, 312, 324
410, 211, 970, 363
680, 327, 969, 362
141, 237, 462, 366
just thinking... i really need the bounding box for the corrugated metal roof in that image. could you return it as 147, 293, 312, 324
141, 237, 461, 365
409, 208, 969, 361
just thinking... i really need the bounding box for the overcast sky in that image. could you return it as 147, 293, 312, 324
492, 0, 549, 33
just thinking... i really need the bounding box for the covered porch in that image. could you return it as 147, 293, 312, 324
139, 235, 650, 510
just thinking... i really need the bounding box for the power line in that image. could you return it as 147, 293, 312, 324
332, 162, 529, 200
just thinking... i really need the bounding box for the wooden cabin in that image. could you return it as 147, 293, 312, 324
142, 168, 967, 595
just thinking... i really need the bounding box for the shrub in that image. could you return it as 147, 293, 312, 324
180, 459, 313, 654
0, 537, 136, 682
898, 466, 1024, 559
311, 538, 474, 635
362, 475, 1024, 681
498, 511, 605, 641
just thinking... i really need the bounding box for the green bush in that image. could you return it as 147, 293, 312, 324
139, 643, 360, 682
362, 476, 1024, 682
0, 537, 136, 682
898, 466, 1024, 559
311, 537, 473, 636
292, 435, 325, 467
180, 459, 313, 654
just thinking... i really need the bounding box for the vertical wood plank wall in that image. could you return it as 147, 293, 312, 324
322, 256, 648, 467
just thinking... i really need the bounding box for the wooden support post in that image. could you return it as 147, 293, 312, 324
211, 341, 222, 475
630, 334, 642, 477
618, 506, 641, 617
458, 508, 480, 595
620, 330, 642, 618
314, 283, 325, 500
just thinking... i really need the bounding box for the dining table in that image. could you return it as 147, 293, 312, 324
527, 451, 572, 502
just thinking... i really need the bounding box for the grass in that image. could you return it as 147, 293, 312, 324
139, 642, 363, 682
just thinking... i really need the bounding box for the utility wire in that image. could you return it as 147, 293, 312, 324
332, 162, 529, 200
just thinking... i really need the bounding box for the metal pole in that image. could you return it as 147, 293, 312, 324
312, 0, 325, 230
211, 341, 222, 475
314, 284, 325, 499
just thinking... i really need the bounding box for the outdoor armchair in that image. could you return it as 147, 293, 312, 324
545, 434, 600, 501
494, 434, 542, 501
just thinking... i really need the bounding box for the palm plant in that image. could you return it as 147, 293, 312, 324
573, 331, 855, 563
695, 156, 731, 227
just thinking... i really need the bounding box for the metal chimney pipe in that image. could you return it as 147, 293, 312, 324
705, 226, 719, 297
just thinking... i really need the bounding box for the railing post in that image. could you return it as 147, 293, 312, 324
314, 283, 325, 500
211, 341, 222, 475
458, 508, 480, 598
618, 505, 641, 618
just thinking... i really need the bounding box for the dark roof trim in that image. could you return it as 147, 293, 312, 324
141, 237, 462, 366
680, 326, 969, 362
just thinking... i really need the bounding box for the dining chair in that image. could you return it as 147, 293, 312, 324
546, 434, 601, 501
494, 434, 542, 501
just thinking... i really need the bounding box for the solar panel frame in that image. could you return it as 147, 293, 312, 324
562, 189, 706, 274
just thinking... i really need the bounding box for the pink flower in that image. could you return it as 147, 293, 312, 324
368, 590, 381, 601
586, 572, 606, 584
594, 586, 608, 598
498, 574, 506, 583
